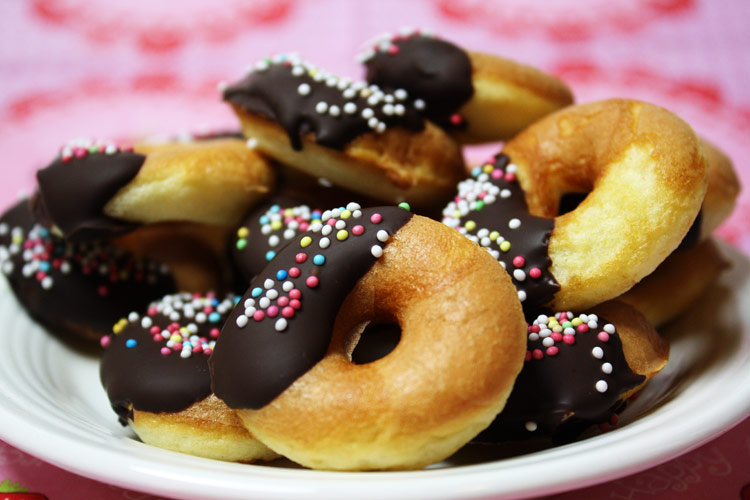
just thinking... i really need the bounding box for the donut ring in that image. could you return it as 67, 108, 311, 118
360, 29, 574, 144
697, 138, 740, 240
34, 136, 274, 241
100, 292, 278, 463
444, 99, 708, 311
222, 54, 465, 209
0, 199, 175, 342
210, 205, 526, 470
479, 300, 669, 442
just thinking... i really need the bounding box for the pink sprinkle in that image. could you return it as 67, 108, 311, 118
277, 296, 289, 307
147, 307, 159, 316
61, 155, 72, 163
512, 256, 526, 268
370, 213, 382, 224
290, 299, 301, 310
528, 324, 540, 333
150, 326, 160, 335
74, 148, 86, 158
491, 169, 503, 179
253, 310, 265, 321
551, 332, 563, 342
203, 306, 213, 314
169, 323, 180, 331
295, 253, 307, 264
449, 113, 463, 125
203, 348, 212, 355
160, 347, 171, 356
559, 312, 568, 321
504, 172, 516, 182
306, 275, 319, 288
299, 222, 310, 232
529, 268, 542, 279
266, 306, 279, 318
152, 334, 161, 342
206, 292, 216, 299
577, 324, 589, 333
282, 306, 295, 318
100, 336, 111, 348
525, 350, 532, 362
352, 225, 365, 236
289, 289, 301, 300
98, 285, 109, 296
532, 349, 544, 360
193, 345, 202, 353
546, 346, 559, 356
387, 45, 399, 55
563, 334, 576, 345
327, 218, 337, 226
210, 328, 220, 339
289, 267, 301, 278
598, 331, 610, 342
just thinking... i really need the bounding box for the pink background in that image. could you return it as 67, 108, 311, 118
0, 0, 748, 498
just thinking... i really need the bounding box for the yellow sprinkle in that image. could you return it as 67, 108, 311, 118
453, 210, 461, 218
113, 319, 128, 334
340, 209, 351, 219
271, 220, 283, 231
237, 227, 249, 238
500, 241, 511, 252
489, 231, 500, 241
180, 327, 190, 335
12, 235, 22, 245
336, 230, 349, 241
309, 69, 318, 77
571, 318, 583, 326
170, 334, 182, 343
300, 236, 312, 248
552, 325, 563, 333
483, 164, 494, 173
284, 209, 294, 218
465, 220, 476, 231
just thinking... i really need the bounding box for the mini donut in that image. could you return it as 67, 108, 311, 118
619, 239, 727, 328
100, 292, 278, 463
33, 136, 274, 241
222, 54, 466, 209
360, 29, 574, 144
210, 205, 526, 470
0, 199, 175, 342
478, 301, 669, 443
443, 99, 708, 311
697, 138, 740, 240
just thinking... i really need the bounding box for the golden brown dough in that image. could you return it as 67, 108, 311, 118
699, 138, 741, 239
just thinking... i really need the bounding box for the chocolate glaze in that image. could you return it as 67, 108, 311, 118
478, 312, 645, 443
223, 56, 425, 151
442, 153, 559, 312
211, 205, 413, 409
364, 33, 474, 129
35, 149, 146, 241
0, 199, 175, 342
100, 293, 236, 425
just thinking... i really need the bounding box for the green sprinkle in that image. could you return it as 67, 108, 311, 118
398, 202, 411, 211
475, 201, 485, 211
236, 238, 247, 250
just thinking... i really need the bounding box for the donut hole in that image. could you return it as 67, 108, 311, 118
557, 192, 589, 215
347, 320, 402, 365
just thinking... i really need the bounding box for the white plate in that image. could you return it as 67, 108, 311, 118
0, 242, 748, 500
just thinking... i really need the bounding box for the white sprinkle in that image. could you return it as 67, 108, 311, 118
525, 421, 538, 432
539, 328, 552, 338
170, 311, 180, 321
592, 347, 604, 359
322, 225, 332, 236
187, 324, 198, 334
268, 235, 280, 247
335, 220, 347, 230
282, 281, 294, 292
537, 315, 549, 324
394, 88, 408, 100
0, 223, 7, 236
528, 333, 539, 341
367, 94, 381, 106
180, 350, 191, 359
343, 88, 357, 99
141, 317, 153, 329
275, 318, 288, 332
506, 163, 518, 174
41, 276, 53, 290
375, 122, 386, 134
595, 380, 609, 393
367, 117, 379, 129
513, 269, 526, 281
319, 237, 330, 249
236, 315, 249, 328
315, 101, 328, 114
362, 108, 375, 119
414, 99, 426, 110
564, 327, 576, 335
264, 278, 274, 289
283, 229, 296, 240
376, 230, 389, 242
244, 307, 256, 317
604, 324, 616, 334
517, 290, 527, 302
297, 83, 311, 96
382, 103, 394, 115
500, 189, 511, 198
542, 337, 554, 347
371, 245, 383, 258
195, 312, 207, 324
128, 312, 139, 322
266, 289, 279, 300
343, 102, 357, 114
602, 362, 613, 374
255, 59, 270, 71
259, 297, 271, 309
508, 218, 521, 229
292, 65, 305, 77
246, 138, 258, 149
329, 105, 341, 117
346, 202, 361, 211
353, 209, 362, 218
2, 261, 13, 275
217, 80, 228, 93
588, 320, 598, 329
318, 177, 333, 188
261, 225, 272, 235
326, 76, 338, 87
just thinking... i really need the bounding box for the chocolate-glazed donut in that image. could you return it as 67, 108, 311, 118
211, 204, 527, 471
478, 301, 668, 443
100, 292, 278, 463
0, 199, 175, 342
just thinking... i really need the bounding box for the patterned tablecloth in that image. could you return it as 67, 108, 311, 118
0, 1, 748, 499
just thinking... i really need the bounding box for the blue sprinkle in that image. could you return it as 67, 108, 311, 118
126, 339, 137, 348
212, 298, 219, 307
259, 215, 270, 225
39, 228, 50, 238
276, 269, 288, 281
312, 210, 322, 218
209, 312, 221, 323
313, 254, 325, 266
265, 250, 276, 261
233, 296, 241, 305
251, 287, 263, 298
471, 166, 482, 178
270, 205, 281, 213
39, 262, 51, 272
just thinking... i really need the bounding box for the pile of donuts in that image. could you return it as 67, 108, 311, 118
0, 28, 740, 471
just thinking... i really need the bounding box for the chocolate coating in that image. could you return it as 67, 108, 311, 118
211, 205, 413, 409
364, 33, 474, 129
223, 57, 424, 151
35, 149, 145, 241
442, 153, 559, 311
0, 199, 175, 342
100, 293, 236, 425
478, 313, 644, 442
